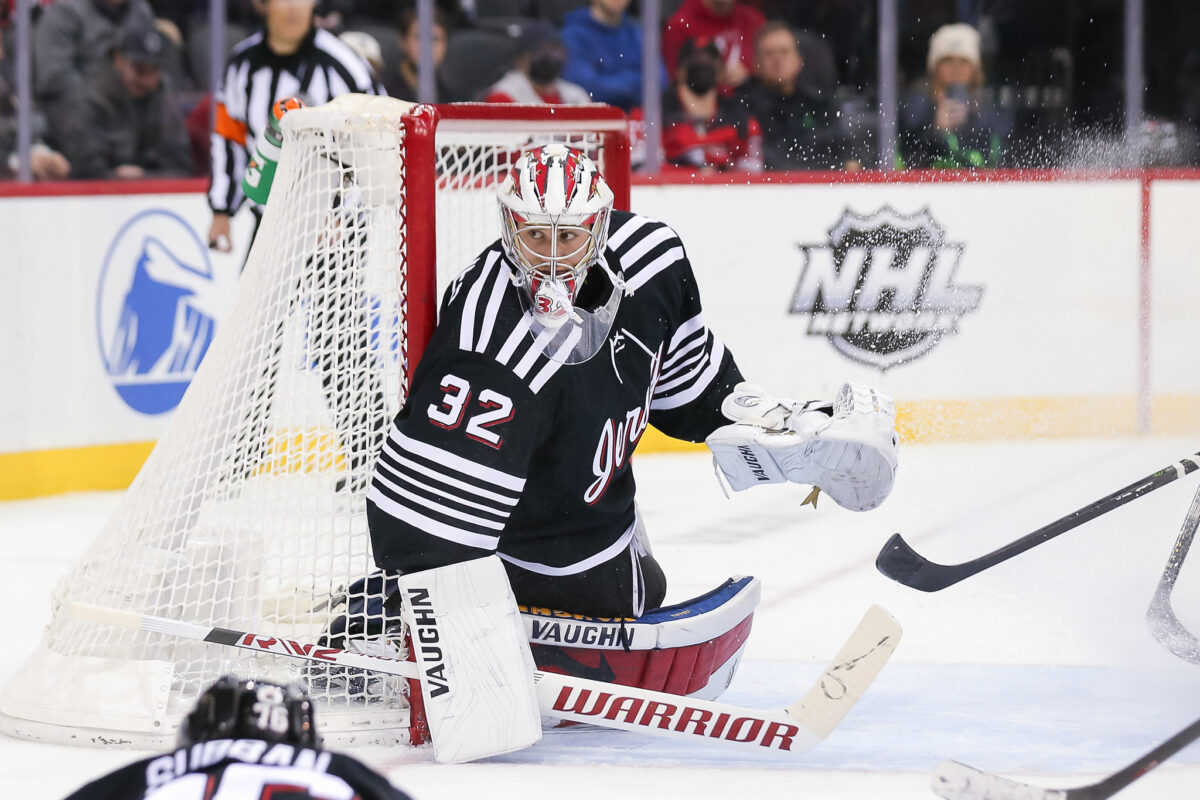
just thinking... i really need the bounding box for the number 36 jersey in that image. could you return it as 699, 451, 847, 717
366, 210, 744, 581
63, 740, 411, 799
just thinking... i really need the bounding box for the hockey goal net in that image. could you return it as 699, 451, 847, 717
0, 96, 630, 748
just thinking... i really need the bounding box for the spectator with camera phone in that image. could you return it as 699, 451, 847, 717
898, 22, 1010, 169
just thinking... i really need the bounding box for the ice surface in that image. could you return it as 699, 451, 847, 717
2, 437, 1199, 798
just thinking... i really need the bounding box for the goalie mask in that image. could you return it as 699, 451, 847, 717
177, 675, 321, 750
498, 144, 622, 364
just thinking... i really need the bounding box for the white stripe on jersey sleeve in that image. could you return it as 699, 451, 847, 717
371, 472, 506, 530
528, 325, 582, 393
619, 226, 676, 270
606, 214, 654, 251
512, 325, 556, 379
666, 313, 707, 355
459, 251, 500, 352
661, 330, 704, 375
624, 245, 684, 292
495, 313, 533, 365
391, 428, 525, 492
367, 485, 501, 551
651, 338, 726, 411
656, 346, 706, 388
374, 465, 511, 521
474, 254, 510, 353
378, 442, 520, 507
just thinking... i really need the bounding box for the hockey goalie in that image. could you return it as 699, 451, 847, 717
342, 142, 899, 762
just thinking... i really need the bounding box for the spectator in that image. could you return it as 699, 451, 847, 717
384, 7, 455, 102
662, 0, 765, 93
1, 22, 71, 179
33, 0, 158, 154
662, 37, 762, 173
898, 22, 1009, 169
484, 19, 590, 105
738, 21, 844, 170
207, 0, 382, 254
63, 676, 414, 800
64, 24, 192, 179
561, 0, 656, 111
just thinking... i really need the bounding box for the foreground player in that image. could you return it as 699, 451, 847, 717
63, 676, 412, 800
362, 144, 897, 761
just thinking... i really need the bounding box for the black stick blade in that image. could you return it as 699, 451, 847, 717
875, 533, 965, 592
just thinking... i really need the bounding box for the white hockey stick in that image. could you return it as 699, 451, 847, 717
931, 715, 1200, 800
67, 601, 900, 757
1145, 481, 1200, 664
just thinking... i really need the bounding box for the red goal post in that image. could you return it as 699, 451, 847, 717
0, 97, 632, 749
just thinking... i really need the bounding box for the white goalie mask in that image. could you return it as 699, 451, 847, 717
498, 144, 622, 364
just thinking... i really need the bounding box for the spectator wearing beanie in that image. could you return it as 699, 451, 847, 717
898, 22, 1011, 169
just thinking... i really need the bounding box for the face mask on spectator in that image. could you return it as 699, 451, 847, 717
685, 62, 718, 94
529, 52, 565, 84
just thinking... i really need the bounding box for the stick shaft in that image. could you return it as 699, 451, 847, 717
878, 453, 1200, 591
1145, 481, 1200, 663
1152, 480, 1200, 591
932, 715, 1200, 800
1079, 715, 1200, 799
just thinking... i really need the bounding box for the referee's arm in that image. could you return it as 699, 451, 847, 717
207, 58, 251, 222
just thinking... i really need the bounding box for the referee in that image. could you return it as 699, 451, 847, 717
207, 0, 384, 254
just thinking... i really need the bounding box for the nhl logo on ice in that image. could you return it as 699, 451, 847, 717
96, 209, 231, 414
790, 207, 983, 371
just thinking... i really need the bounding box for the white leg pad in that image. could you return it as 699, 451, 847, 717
399, 555, 542, 762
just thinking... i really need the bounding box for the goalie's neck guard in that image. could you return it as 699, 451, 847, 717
506, 248, 627, 366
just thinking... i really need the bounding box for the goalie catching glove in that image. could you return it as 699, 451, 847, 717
705, 382, 898, 512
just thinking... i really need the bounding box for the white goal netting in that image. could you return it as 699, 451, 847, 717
0, 96, 628, 748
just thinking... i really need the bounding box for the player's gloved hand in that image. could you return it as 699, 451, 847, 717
705, 382, 899, 512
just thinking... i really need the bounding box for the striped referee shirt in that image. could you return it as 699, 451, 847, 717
208, 26, 384, 215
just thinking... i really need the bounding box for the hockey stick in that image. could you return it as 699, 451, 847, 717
876, 453, 1200, 592
1146, 481, 1200, 664
931, 714, 1200, 800
67, 601, 900, 757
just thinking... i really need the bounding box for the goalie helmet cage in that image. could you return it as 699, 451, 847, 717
0, 96, 631, 749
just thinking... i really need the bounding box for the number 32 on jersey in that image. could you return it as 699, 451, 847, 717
426, 374, 514, 448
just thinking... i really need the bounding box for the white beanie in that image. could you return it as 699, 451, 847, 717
926, 23, 981, 73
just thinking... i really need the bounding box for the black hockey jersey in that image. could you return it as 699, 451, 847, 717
366, 210, 743, 588
62, 739, 411, 800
